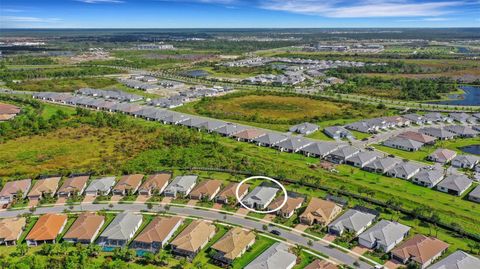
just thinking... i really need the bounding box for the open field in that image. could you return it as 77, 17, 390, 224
6, 77, 118, 92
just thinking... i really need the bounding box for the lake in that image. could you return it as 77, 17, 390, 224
428, 85, 480, 106
460, 145, 480, 155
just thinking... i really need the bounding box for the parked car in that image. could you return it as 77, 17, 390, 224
270, 229, 281, 236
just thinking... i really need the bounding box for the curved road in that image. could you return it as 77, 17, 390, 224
1, 202, 375, 269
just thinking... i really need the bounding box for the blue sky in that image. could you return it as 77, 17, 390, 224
1, 0, 479, 28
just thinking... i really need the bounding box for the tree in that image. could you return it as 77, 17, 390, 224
15, 243, 28, 256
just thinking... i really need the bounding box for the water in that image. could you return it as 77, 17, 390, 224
428, 85, 480, 106
460, 145, 480, 155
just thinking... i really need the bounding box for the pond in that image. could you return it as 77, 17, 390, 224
460, 145, 480, 155
428, 85, 480, 106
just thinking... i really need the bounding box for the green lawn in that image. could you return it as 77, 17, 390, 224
231, 236, 276, 269
188, 224, 229, 269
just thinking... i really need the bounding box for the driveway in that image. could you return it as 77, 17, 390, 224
135, 195, 149, 203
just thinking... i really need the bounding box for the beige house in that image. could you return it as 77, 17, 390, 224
215, 182, 250, 204
138, 173, 171, 196
267, 196, 305, 218
27, 177, 61, 201
300, 198, 342, 226
211, 227, 256, 265
57, 176, 89, 197
112, 174, 144, 196
0, 217, 26, 245
391, 235, 449, 268
63, 212, 105, 244
189, 180, 223, 201
170, 220, 216, 259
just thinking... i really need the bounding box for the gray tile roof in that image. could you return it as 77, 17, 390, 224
444, 125, 478, 136
193, 119, 227, 131
428, 250, 480, 269
275, 136, 313, 151
242, 186, 279, 207
468, 185, 480, 200
214, 124, 248, 136
164, 175, 197, 195
437, 174, 473, 193
85, 177, 116, 193
413, 169, 445, 186
358, 220, 410, 248
288, 122, 319, 134
387, 162, 424, 177
364, 157, 402, 173
383, 137, 424, 150
329, 145, 360, 159
99, 212, 142, 241
301, 142, 341, 157
419, 127, 456, 139
253, 132, 288, 146
244, 242, 297, 269
328, 209, 376, 234
346, 151, 383, 166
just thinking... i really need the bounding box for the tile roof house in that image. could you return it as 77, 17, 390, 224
301, 142, 342, 158
233, 129, 267, 142
112, 174, 144, 196
84, 177, 116, 196
216, 182, 250, 204
245, 242, 297, 269
346, 151, 383, 168
289, 122, 319, 135
427, 149, 457, 164
345, 121, 377, 134
300, 197, 342, 226
267, 195, 305, 218
178, 117, 206, 128
363, 157, 402, 174
242, 186, 279, 210
385, 162, 423, 180
170, 220, 216, 259
0, 103, 21, 121
0, 179, 31, 205
449, 112, 470, 123
444, 125, 478, 138
164, 175, 198, 198
328, 209, 377, 236
304, 259, 338, 269
275, 137, 314, 153
131, 216, 183, 252
63, 212, 105, 244
211, 227, 256, 265
383, 137, 424, 152
402, 114, 425, 125
26, 214, 68, 246
193, 119, 227, 132
436, 174, 473, 196
189, 179, 223, 201
326, 146, 361, 164
27, 177, 61, 201
0, 217, 26, 246
398, 131, 437, 145
57, 176, 89, 197
468, 185, 480, 203
97, 212, 143, 248
412, 169, 445, 188
253, 132, 288, 147
428, 250, 480, 269
358, 220, 411, 252
423, 113, 450, 123
214, 123, 247, 137
451, 155, 480, 169
391, 234, 449, 268
138, 173, 171, 196
324, 126, 353, 140
161, 112, 191, 125
419, 127, 456, 140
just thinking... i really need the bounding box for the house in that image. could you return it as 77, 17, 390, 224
57, 176, 89, 197
112, 174, 144, 196
391, 234, 449, 269
451, 155, 480, 169
245, 242, 297, 269
194, 120, 227, 132
305, 259, 338, 269
97, 212, 143, 248
402, 114, 425, 125
346, 121, 377, 133
232, 129, 266, 142
0, 179, 31, 206
326, 146, 360, 164
131, 216, 183, 252
289, 122, 319, 135
214, 124, 247, 137
427, 149, 457, 164
449, 112, 470, 123
162, 113, 190, 125
328, 209, 377, 236
0, 217, 26, 245
300, 197, 342, 225
170, 220, 216, 259
0, 103, 21, 121
211, 227, 256, 266
138, 173, 171, 196
419, 127, 456, 140
444, 125, 478, 138
412, 169, 445, 188
164, 175, 198, 198
242, 186, 279, 210
253, 132, 288, 147
275, 137, 314, 153
383, 137, 424, 152
346, 151, 383, 168
358, 220, 411, 252
363, 157, 402, 174
189, 179, 222, 201
84, 177, 116, 196
301, 142, 343, 158
179, 117, 206, 128
423, 113, 450, 123
398, 131, 437, 145
63, 212, 105, 244
436, 174, 473, 196
386, 162, 423, 180
267, 195, 305, 218
383, 116, 411, 127
323, 126, 353, 140
216, 182, 250, 204
27, 177, 61, 201
428, 250, 480, 269
26, 214, 68, 246
468, 185, 480, 203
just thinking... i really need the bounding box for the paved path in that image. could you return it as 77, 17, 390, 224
0, 202, 376, 269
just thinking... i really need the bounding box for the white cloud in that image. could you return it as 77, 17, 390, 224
76, 0, 125, 3
0, 16, 62, 23
260, 0, 464, 18
2, 8, 25, 12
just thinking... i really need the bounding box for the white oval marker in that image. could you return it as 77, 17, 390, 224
235, 176, 288, 214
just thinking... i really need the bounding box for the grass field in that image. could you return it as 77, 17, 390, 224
6, 77, 119, 93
